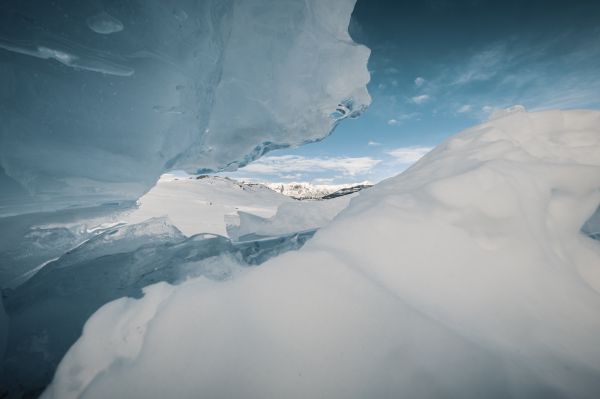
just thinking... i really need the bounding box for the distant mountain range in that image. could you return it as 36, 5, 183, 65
255, 181, 372, 200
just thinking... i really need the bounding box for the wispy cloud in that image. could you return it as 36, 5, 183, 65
368, 140, 381, 146
387, 112, 420, 126
457, 104, 472, 113
386, 146, 433, 163
453, 44, 508, 85
411, 94, 430, 104
242, 155, 381, 176
415, 76, 425, 86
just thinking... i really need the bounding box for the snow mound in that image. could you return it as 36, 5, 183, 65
0, 0, 370, 216
44, 109, 600, 398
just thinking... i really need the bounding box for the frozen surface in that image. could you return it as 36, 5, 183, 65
0, 0, 370, 216
44, 109, 600, 399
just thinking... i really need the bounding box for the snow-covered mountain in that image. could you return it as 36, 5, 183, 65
259, 181, 372, 199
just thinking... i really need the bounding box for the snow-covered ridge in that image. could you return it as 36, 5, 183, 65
260, 181, 372, 199
43, 109, 600, 398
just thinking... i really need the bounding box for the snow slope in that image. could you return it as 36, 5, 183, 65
44, 109, 600, 398
124, 175, 292, 237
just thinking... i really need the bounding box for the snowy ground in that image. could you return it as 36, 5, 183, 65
42, 109, 600, 398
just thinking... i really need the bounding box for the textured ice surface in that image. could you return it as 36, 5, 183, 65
0, 0, 369, 216
582, 205, 600, 240
86, 12, 124, 35
1, 216, 315, 397
0, 202, 132, 288
44, 110, 600, 399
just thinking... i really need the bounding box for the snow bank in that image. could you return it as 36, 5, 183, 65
0, 0, 369, 216
229, 195, 355, 240
44, 109, 600, 398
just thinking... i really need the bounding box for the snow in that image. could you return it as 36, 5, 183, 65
262, 181, 372, 199
124, 176, 292, 237
0, 0, 369, 216
43, 109, 600, 398
229, 195, 355, 240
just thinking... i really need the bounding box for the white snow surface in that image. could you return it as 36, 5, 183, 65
123, 176, 292, 237
44, 110, 600, 399
230, 195, 355, 240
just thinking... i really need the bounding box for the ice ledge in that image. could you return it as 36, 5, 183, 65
0, 0, 370, 216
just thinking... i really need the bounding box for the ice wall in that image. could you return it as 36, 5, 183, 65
44, 109, 600, 398
0, 0, 370, 216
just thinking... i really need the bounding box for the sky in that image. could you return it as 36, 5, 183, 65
223, 0, 600, 185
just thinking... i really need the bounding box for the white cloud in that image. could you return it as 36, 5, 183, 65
386, 146, 433, 163
387, 113, 420, 126
368, 140, 381, 146
241, 155, 381, 176
411, 94, 430, 104
482, 105, 493, 113
457, 104, 472, 113
414, 77, 425, 86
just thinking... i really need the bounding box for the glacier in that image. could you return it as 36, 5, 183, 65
0, 0, 370, 216
41, 109, 600, 398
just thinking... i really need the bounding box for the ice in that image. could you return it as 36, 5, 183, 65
583, 205, 600, 240
0, 202, 131, 288
86, 12, 124, 35
0, 0, 369, 216
43, 109, 600, 398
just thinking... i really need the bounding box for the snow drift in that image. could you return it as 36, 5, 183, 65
44, 109, 600, 398
0, 0, 370, 216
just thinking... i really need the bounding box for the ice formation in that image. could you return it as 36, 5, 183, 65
43, 109, 600, 398
1, 216, 316, 396
0, 0, 370, 216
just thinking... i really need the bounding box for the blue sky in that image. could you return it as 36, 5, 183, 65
224, 0, 600, 184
